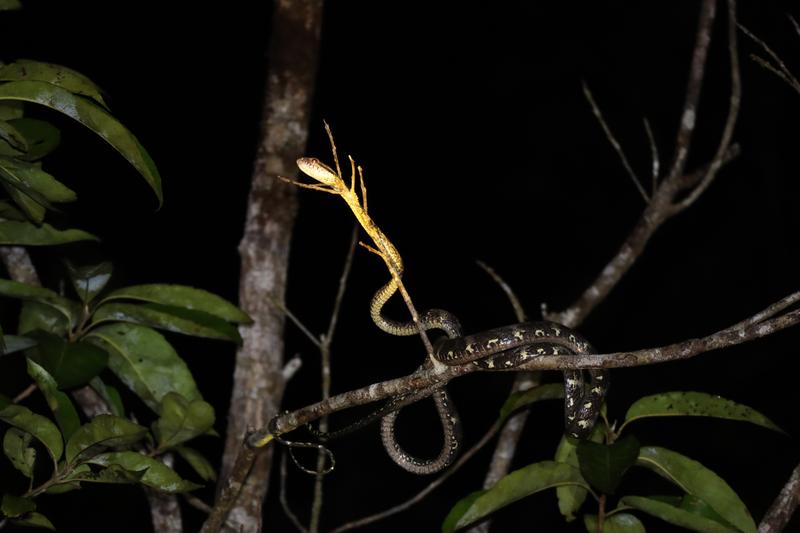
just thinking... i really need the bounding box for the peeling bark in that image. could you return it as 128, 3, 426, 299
217, 1, 324, 531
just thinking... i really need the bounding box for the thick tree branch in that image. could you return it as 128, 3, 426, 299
213, 1, 323, 532
759, 462, 800, 533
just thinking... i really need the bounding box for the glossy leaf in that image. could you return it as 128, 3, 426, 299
89, 376, 124, 417
153, 393, 214, 450
6, 118, 60, 161
623, 391, 783, 433
175, 446, 216, 481
0, 404, 62, 463
0, 60, 108, 108
92, 302, 242, 343
26, 358, 80, 441
555, 424, 605, 522
12, 511, 55, 530
65, 414, 147, 464
86, 323, 201, 412
0, 199, 25, 220
583, 513, 646, 533
0, 278, 78, 323
89, 451, 202, 492
442, 491, 484, 533
26, 331, 108, 389
443, 461, 586, 532
3, 428, 36, 478
0, 220, 97, 246
621, 496, 739, 533
0, 155, 75, 203
0, 81, 162, 205
1, 493, 35, 518
636, 446, 756, 533
0, 101, 23, 120
66, 260, 112, 304
65, 463, 145, 484
498, 383, 564, 422
0, 119, 27, 150
18, 301, 69, 336
0, 335, 37, 355
577, 434, 639, 495
101, 284, 251, 324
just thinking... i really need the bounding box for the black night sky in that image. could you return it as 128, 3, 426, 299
1, 2, 800, 532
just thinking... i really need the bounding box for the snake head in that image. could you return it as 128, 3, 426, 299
297, 157, 340, 186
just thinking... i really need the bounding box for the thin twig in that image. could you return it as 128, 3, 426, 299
643, 117, 660, 192
582, 81, 648, 202
330, 420, 502, 533
281, 452, 310, 533
739, 23, 800, 94
665, 0, 717, 183
310, 224, 359, 533
476, 260, 527, 322
674, 0, 741, 211
759, 461, 800, 533
12, 383, 36, 403
266, 293, 322, 349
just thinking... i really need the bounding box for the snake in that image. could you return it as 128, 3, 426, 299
311, 273, 610, 474
359, 272, 608, 474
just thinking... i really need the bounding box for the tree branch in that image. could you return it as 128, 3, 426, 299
759, 462, 800, 533
259, 291, 800, 443
213, 1, 324, 532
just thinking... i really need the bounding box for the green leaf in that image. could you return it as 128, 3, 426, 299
498, 383, 564, 423
1, 493, 35, 518
443, 461, 587, 532
89, 376, 124, 417
636, 446, 756, 533
0, 0, 22, 12
66, 260, 112, 304
7, 118, 60, 161
0, 404, 62, 463
577, 434, 639, 495
26, 358, 80, 441
583, 513, 646, 533
86, 323, 201, 412
0, 220, 97, 245
555, 424, 605, 522
12, 511, 56, 530
0, 278, 79, 324
0, 60, 108, 109
621, 496, 739, 533
65, 414, 147, 464
153, 392, 215, 450
442, 491, 484, 533
3, 428, 36, 478
18, 301, 69, 336
623, 391, 783, 433
0, 119, 27, 150
0, 335, 37, 355
88, 451, 202, 492
65, 463, 146, 484
0, 155, 74, 204
0, 80, 161, 205
92, 302, 242, 343
175, 445, 216, 481
101, 284, 251, 324
0, 199, 26, 220
0, 101, 23, 120
26, 331, 109, 389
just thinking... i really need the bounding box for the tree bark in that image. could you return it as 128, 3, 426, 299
218, 1, 324, 531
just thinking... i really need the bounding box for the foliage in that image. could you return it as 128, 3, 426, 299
0, 58, 249, 529
443, 390, 780, 532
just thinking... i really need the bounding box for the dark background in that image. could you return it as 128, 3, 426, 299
1, 1, 799, 532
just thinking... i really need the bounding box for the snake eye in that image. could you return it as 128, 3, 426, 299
297, 157, 339, 185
